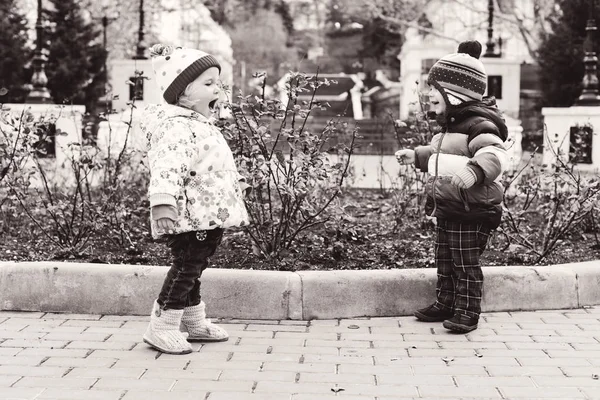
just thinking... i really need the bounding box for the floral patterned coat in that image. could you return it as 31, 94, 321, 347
139, 104, 249, 238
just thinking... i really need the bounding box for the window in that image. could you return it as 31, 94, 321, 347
81, 114, 99, 146
421, 58, 438, 74
34, 123, 56, 158
487, 75, 503, 99
129, 75, 144, 101
420, 58, 438, 92
569, 124, 593, 164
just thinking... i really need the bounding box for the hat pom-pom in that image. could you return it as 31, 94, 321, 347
457, 40, 482, 59
150, 43, 173, 58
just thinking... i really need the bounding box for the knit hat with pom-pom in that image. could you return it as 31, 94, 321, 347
427, 40, 487, 105
150, 44, 221, 104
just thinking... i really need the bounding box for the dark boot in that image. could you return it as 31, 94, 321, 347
443, 314, 479, 333
414, 304, 453, 322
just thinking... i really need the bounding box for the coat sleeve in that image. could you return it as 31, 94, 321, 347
414, 145, 434, 172
147, 118, 195, 208
467, 132, 508, 184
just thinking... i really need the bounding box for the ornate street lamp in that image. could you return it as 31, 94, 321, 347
133, 0, 147, 59
26, 0, 52, 103
575, 0, 600, 106
483, 0, 501, 58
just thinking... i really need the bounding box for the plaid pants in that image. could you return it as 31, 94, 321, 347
433, 220, 491, 319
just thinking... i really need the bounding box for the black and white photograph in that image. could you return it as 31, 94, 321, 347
1, 0, 600, 399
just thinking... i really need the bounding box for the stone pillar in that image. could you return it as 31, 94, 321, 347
5, 103, 86, 187
109, 59, 157, 112
542, 107, 600, 173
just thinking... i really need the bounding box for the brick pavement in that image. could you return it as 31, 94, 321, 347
1, 308, 600, 399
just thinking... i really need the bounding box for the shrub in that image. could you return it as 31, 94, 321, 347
220, 71, 358, 259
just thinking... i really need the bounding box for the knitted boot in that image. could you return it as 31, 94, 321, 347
143, 301, 193, 354
181, 301, 229, 342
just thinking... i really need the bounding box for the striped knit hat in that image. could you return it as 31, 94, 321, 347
427, 41, 487, 106
150, 44, 221, 104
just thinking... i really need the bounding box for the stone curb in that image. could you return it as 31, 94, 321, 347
1, 260, 599, 319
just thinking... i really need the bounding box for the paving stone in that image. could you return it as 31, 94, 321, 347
93, 377, 175, 390
0, 387, 45, 400
454, 375, 535, 387
261, 361, 335, 373
23, 326, 85, 334
65, 367, 145, 378
99, 315, 149, 322
1, 339, 69, 349
0, 330, 48, 340
43, 313, 102, 320
0, 355, 46, 366
275, 332, 338, 340
373, 340, 440, 349
121, 391, 209, 400
297, 372, 374, 384
376, 373, 455, 386
437, 341, 508, 349
247, 325, 307, 332
534, 376, 600, 387
304, 339, 371, 348
13, 376, 97, 389
338, 364, 411, 375
560, 366, 600, 377
61, 320, 123, 328
36, 388, 124, 399
171, 379, 255, 392
111, 358, 187, 369
411, 365, 488, 376
187, 360, 263, 370
499, 386, 587, 398
0, 365, 69, 377
485, 365, 564, 377
65, 341, 137, 350
417, 385, 502, 398
517, 357, 593, 366
142, 367, 219, 380
43, 332, 110, 341
219, 369, 297, 382
0, 375, 21, 387
0, 347, 23, 356
210, 393, 291, 400
41, 357, 118, 368
18, 348, 90, 358
230, 353, 302, 363
240, 337, 305, 346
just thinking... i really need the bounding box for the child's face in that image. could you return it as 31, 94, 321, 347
428, 86, 446, 115
179, 67, 220, 117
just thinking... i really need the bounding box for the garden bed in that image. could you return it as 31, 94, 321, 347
2, 189, 598, 271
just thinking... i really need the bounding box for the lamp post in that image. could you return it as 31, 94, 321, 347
26, 0, 52, 103
133, 0, 147, 59
483, 0, 500, 58
575, 0, 600, 106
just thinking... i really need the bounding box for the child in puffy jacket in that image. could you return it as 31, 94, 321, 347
396, 40, 508, 333
139, 44, 250, 354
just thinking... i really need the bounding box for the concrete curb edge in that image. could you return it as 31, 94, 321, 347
1, 260, 599, 319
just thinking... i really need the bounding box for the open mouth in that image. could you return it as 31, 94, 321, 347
209, 99, 218, 110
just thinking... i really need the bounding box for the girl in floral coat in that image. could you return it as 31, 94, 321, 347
139, 44, 249, 354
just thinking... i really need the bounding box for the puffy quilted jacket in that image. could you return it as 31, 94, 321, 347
414, 100, 509, 228
139, 104, 249, 238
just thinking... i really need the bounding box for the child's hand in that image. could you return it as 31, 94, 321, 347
451, 167, 477, 189
156, 218, 176, 234
395, 149, 415, 165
